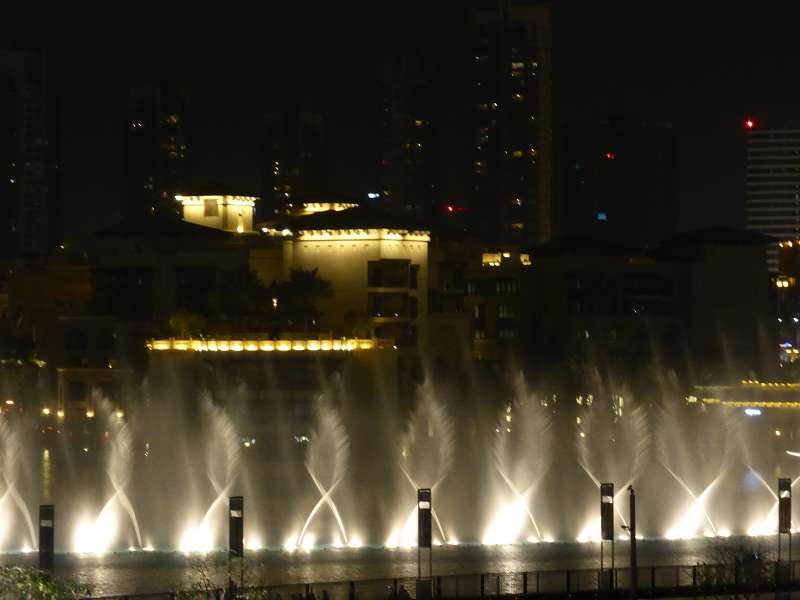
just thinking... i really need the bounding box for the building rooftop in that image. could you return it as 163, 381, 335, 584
659, 227, 774, 248
532, 237, 642, 258
95, 218, 232, 240
274, 205, 431, 234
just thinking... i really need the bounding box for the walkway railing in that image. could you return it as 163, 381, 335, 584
84, 559, 800, 599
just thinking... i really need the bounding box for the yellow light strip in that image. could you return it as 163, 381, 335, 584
299, 202, 359, 214
701, 398, 800, 409
175, 195, 257, 207
295, 228, 430, 242
147, 338, 380, 352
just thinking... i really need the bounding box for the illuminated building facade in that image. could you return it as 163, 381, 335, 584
456, 229, 775, 380
776, 240, 800, 362
559, 119, 677, 246
254, 204, 430, 348
379, 36, 439, 220
469, 0, 552, 244
177, 194, 256, 233
745, 120, 800, 272
0, 50, 58, 255
262, 109, 325, 216
124, 82, 187, 220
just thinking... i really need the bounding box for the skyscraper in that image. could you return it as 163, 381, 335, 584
559, 118, 677, 246
0, 49, 57, 255
123, 81, 187, 221
744, 119, 800, 272
379, 36, 439, 220
262, 109, 325, 216
469, 0, 552, 244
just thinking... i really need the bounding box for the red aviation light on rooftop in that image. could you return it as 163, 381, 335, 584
604, 152, 616, 160
745, 118, 756, 130
447, 204, 454, 213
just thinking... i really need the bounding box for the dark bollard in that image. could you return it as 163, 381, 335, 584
480, 574, 485, 597
523, 572, 528, 594
349, 580, 355, 600
38, 505, 54, 570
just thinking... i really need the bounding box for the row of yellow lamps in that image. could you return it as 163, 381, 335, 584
39, 406, 123, 419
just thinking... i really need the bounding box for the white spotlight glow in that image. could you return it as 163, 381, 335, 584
179, 524, 213, 554
74, 512, 116, 556
482, 497, 530, 545
301, 533, 316, 552
283, 535, 298, 552
246, 536, 263, 551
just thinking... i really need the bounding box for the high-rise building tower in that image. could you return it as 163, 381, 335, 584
123, 81, 187, 221
379, 37, 439, 220
744, 119, 800, 272
559, 118, 677, 246
0, 50, 57, 255
262, 109, 325, 216
469, 0, 552, 244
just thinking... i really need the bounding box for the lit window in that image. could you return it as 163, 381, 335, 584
482, 253, 502, 267
520, 254, 532, 266
597, 212, 608, 221
511, 150, 523, 158
512, 93, 524, 102
204, 199, 219, 217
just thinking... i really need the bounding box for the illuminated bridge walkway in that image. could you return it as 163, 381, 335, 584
85, 559, 800, 599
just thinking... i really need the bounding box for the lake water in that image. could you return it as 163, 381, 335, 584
0, 536, 781, 596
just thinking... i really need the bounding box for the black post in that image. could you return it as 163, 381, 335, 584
418, 488, 432, 600
229, 496, 244, 595
601, 483, 614, 590
38, 504, 54, 570
630, 486, 637, 600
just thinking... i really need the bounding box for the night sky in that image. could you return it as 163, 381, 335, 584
5, 1, 800, 238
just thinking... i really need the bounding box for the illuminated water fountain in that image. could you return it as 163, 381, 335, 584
387, 385, 453, 549
576, 398, 650, 543
179, 399, 241, 553
0, 420, 36, 551
483, 375, 552, 545
74, 403, 143, 554
290, 395, 350, 551
658, 403, 730, 540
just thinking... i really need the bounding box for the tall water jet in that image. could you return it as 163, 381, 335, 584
658, 401, 730, 539
0, 420, 36, 550
483, 373, 552, 545
575, 397, 650, 542
179, 398, 241, 553
74, 401, 142, 554
294, 395, 350, 550
387, 383, 453, 548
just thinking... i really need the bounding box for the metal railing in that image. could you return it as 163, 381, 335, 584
84, 558, 800, 600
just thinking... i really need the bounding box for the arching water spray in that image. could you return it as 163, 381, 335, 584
294, 396, 350, 549
576, 402, 650, 542
179, 398, 240, 553
75, 400, 142, 554
0, 421, 36, 550
388, 384, 453, 548
484, 374, 552, 545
